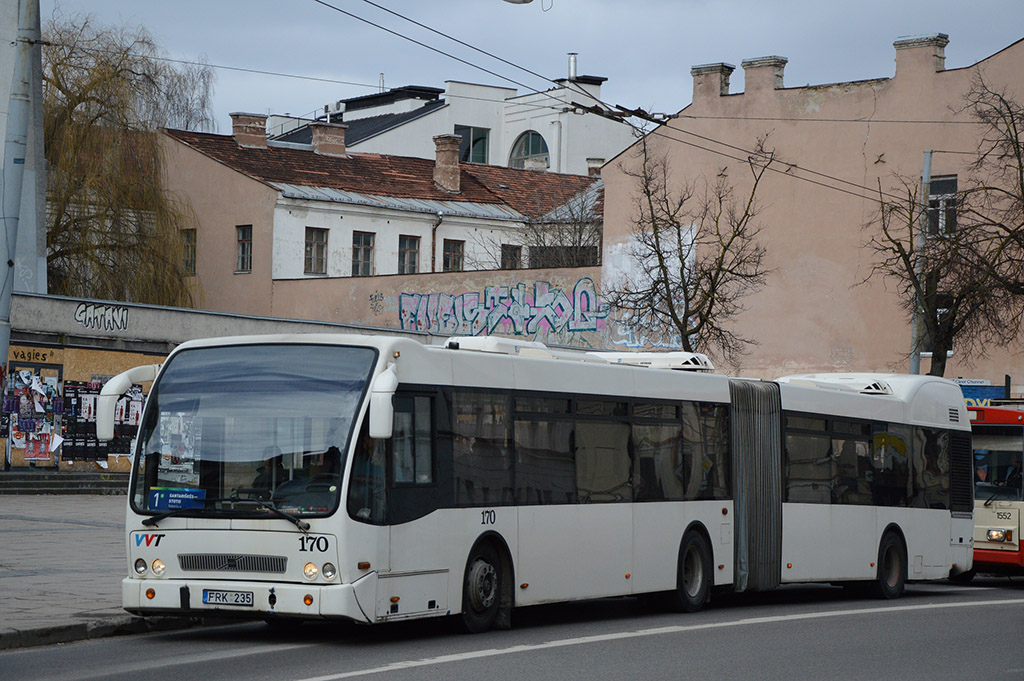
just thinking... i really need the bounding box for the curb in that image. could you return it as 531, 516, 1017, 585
0, 615, 204, 651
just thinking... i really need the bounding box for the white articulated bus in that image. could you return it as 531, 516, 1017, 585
98, 334, 974, 632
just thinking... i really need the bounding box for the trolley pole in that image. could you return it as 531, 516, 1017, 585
0, 0, 37, 369
909, 149, 932, 375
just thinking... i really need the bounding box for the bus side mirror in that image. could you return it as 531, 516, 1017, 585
369, 364, 397, 439
97, 364, 161, 441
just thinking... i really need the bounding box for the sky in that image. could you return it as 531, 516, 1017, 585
37, 0, 1024, 133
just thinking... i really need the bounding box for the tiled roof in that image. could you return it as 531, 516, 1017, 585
166, 129, 599, 220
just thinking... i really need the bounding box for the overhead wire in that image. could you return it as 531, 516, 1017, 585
43, 3, 981, 207
311, 0, 924, 204
308, 0, 578, 114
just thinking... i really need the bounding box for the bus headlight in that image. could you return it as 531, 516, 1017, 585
322, 563, 337, 580
151, 559, 166, 576
988, 528, 1007, 542
303, 562, 319, 580
134, 558, 148, 576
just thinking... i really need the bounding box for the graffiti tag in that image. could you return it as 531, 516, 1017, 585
73, 303, 129, 331
399, 278, 609, 338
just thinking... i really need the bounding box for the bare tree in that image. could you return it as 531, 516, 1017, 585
864, 176, 1015, 377
42, 13, 214, 305
957, 76, 1024, 295
465, 182, 602, 271
864, 75, 1024, 377
604, 135, 774, 364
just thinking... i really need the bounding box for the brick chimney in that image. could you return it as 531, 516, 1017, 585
229, 112, 268, 148
433, 134, 461, 193
741, 56, 788, 92
691, 63, 735, 103
586, 158, 604, 177
894, 33, 949, 78
310, 122, 348, 157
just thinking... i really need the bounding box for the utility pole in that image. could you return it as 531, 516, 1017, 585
0, 0, 37, 372
909, 149, 932, 375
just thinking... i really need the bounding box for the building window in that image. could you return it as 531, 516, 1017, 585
352, 231, 375, 277
236, 225, 252, 273
305, 227, 328, 274
443, 239, 464, 272
509, 131, 549, 170
528, 245, 600, 268
455, 125, 489, 164
399, 235, 420, 274
927, 176, 957, 236
182, 229, 196, 276
500, 244, 521, 270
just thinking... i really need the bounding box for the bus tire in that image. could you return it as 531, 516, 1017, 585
671, 530, 712, 613
460, 542, 502, 633
871, 531, 906, 599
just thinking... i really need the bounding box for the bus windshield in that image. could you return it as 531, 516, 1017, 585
973, 428, 1024, 503
130, 343, 377, 518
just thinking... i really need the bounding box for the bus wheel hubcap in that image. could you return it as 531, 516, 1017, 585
468, 559, 497, 611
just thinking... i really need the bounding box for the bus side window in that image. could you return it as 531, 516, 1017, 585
347, 424, 387, 524
392, 396, 433, 485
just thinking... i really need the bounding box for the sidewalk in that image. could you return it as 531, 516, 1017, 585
0, 495, 198, 650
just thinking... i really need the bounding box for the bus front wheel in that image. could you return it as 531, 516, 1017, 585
871, 531, 906, 599
671, 531, 711, 613
460, 542, 502, 633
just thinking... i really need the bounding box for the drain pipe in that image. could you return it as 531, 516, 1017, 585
431, 211, 444, 272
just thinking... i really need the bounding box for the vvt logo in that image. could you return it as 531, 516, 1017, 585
135, 533, 166, 547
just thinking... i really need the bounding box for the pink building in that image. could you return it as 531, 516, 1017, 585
602, 34, 1024, 386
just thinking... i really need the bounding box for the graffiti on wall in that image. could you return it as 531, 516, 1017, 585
74, 303, 129, 331
399, 278, 610, 341
608, 311, 683, 350
368, 291, 385, 316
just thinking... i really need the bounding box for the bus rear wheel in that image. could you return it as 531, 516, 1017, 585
671, 531, 711, 613
460, 542, 502, 633
871, 531, 906, 599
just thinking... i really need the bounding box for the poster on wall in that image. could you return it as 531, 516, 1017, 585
2, 364, 146, 467
61, 380, 143, 463
3, 363, 63, 466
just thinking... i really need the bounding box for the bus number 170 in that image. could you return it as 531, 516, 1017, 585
481, 509, 496, 525
298, 536, 329, 552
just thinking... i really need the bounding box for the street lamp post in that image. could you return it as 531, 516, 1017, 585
1, 0, 37, 374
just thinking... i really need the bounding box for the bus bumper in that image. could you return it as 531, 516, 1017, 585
122, 574, 375, 623
973, 547, 1024, 573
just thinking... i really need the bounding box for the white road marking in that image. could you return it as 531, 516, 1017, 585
37, 641, 320, 681
297, 597, 1024, 681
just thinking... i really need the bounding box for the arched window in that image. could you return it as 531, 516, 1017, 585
509, 131, 549, 170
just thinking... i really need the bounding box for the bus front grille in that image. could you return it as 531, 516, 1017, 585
178, 553, 288, 573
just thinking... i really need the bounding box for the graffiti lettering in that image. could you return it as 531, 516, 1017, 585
11, 349, 50, 362
399, 278, 610, 339
609, 311, 683, 349
368, 291, 385, 316
74, 303, 129, 331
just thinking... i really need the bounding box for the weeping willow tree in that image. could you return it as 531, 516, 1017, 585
42, 13, 214, 305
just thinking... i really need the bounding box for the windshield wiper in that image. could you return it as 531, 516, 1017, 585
223, 496, 310, 533
984, 474, 1023, 507
141, 494, 310, 532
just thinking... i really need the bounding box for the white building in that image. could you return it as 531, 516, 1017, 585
268, 55, 635, 177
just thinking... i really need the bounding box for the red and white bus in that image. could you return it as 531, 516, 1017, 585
962, 405, 1024, 580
